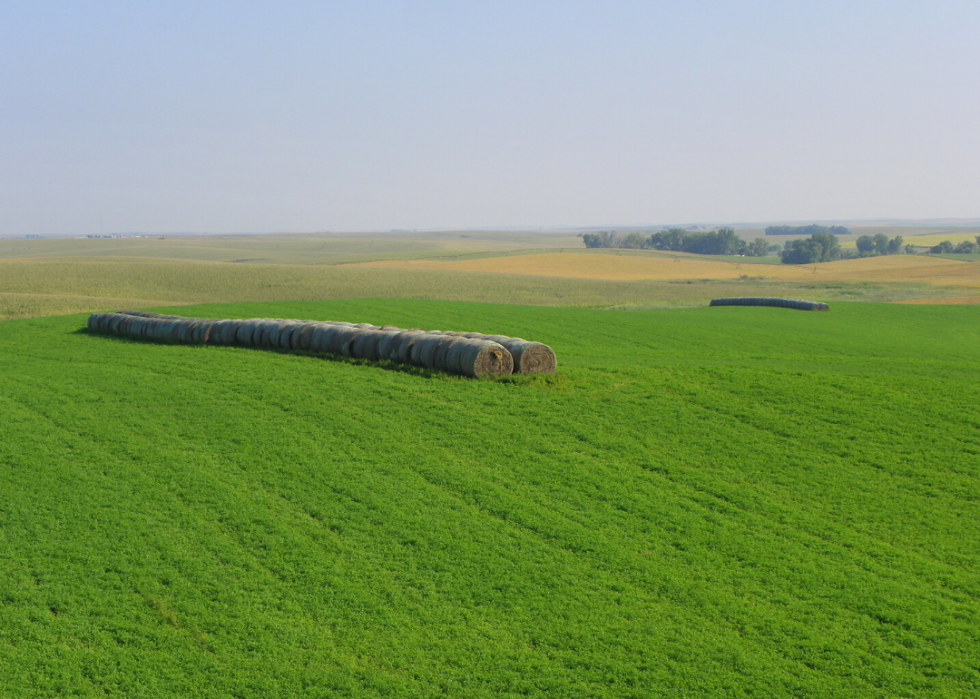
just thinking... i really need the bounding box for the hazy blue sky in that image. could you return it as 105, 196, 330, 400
2, 1, 978, 234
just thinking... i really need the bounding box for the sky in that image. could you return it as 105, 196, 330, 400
1, 1, 978, 235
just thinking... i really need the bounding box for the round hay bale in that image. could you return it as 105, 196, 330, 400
182, 320, 198, 343
375, 330, 407, 362
445, 333, 556, 374
286, 322, 312, 350
259, 321, 281, 348
144, 318, 167, 341
252, 320, 277, 347
297, 323, 320, 351
189, 321, 208, 343
236, 321, 258, 346
314, 325, 346, 354
351, 330, 388, 361
432, 335, 464, 372
410, 334, 446, 369
498, 339, 556, 374
275, 321, 301, 350
130, 318, 150, 338
309, 325, 351, 356
204, 320, 226, 344
394, 330, 427, 364
108, 314, 126, 334
220, 320, 246, 345
117, 315, 136, 336
446, 339, 513, 377
308, 323, 332, 353
336, 327, 365, 357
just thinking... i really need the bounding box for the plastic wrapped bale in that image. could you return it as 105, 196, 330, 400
444, 338, 514, 377
709, 297, 829, 311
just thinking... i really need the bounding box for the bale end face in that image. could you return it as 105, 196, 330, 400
471, 343, 514, 377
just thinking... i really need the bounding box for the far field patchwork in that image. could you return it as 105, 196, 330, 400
1, 300, 978, 697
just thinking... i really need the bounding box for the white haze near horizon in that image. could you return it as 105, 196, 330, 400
1, 1, 978, 236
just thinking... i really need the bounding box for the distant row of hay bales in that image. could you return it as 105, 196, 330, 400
87, 311, 556, 378
709, 298, 829, 311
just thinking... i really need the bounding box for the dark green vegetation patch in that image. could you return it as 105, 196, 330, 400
1, 301, 978, 697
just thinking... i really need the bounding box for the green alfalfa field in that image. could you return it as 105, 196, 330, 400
1, 300, 978, 698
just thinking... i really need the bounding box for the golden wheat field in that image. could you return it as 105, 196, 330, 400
357, 252, 980, 287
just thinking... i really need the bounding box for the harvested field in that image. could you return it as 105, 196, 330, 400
893, 296, 980, 305
4, 256, 977, 321
356, 251, 980, 287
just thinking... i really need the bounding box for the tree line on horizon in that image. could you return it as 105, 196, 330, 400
926, 236, 979, 255
582, 229, 770, 257
582, 229, 980, 265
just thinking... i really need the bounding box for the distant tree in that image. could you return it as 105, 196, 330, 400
856, 235, 875, 255
953, 240, 978, 254
930, 240, 955, 254
647, 228, 688, 251
620, 232, 647, 249
582, 231, 619, 248
887, 235, 904, 254
642, 227, 761, 256
873, 233, 890, 255
751, 238, 768, 257
905, 244, 916, 254
780, 232, 841, 264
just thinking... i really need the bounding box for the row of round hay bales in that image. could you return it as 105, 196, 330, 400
89, 312, 535, 378
709, 297, 830, 311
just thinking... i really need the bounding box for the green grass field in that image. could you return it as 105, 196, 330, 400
1, 301, 978, 697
